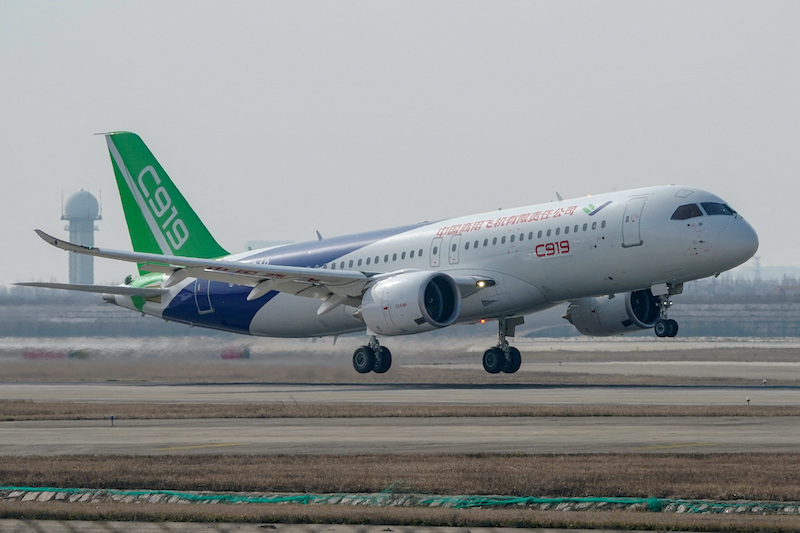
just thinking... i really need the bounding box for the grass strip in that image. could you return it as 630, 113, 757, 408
3, 401, 799, 420
3, 453, 799, 501
2, 500, 800, 532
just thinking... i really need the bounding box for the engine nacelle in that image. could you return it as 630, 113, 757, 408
564, 289, 661, 336
360, 271, 461, 336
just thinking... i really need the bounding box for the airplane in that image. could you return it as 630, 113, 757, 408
19, 132, 759, 374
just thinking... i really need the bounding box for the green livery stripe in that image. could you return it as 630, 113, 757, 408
129, 272, 167, 311
105, 132, 228, 274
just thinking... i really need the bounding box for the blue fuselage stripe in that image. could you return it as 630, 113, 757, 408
162, 222, 431, 333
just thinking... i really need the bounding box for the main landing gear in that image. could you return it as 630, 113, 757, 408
653, 294, 679, 338
352, 335, 392, 374
482, 316, 524, 374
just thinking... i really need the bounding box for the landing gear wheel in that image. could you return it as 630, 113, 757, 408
352, 346, 375, 374
655, 318, 680, 338
372, 347, 392, 374
483, 347, 505, 374
666, 319, 679, 337
502, 346, 522, 374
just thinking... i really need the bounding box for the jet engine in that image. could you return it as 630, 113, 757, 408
360, 271, 461, 335
563, 289, 661, 336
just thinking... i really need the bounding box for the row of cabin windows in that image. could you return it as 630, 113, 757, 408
463, 220, 606, 250
325, 248, 426, 270
321, 219, 608, 269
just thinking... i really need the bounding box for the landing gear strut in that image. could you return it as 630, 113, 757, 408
653, 293, 679, 338
352, 334, 392, 374
482, 317, 524, 374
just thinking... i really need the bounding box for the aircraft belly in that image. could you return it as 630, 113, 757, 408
457, 270, 549, 321
249, 293, 364, 337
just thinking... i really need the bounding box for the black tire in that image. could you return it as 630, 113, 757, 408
654, 319, 669, 338
373, 347, 392, 374
352, 346, 375, 374
483, 347, 505, 374
503, 346, 522, 374
666, 319, 679, 337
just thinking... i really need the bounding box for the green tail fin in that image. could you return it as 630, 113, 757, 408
104, 132, 229, 270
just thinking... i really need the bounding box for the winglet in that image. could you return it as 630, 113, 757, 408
35, 229, 95, 254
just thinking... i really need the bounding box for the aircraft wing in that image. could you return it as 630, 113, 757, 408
33, 230, 369, 311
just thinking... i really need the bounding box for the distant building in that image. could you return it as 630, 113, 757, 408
62, 190, 101, 284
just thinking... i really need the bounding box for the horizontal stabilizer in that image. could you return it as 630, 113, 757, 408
15, 281, 167, 297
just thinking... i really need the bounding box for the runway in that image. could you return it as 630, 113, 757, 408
2, 381, 799, 455
1, 415, 798, 455
0, 380, 796, 405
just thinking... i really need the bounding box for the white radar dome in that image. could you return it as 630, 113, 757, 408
64, 190, 100, 220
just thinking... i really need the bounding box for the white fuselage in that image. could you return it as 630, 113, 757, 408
116, 185, 758, 338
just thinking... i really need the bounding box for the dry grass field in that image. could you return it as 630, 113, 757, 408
2, 454, 800, 531
2, 343, 800, 531
2, 400, 800, 420
3, 453, 799, 500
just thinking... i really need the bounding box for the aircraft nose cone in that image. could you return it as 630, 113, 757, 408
728, 219, 759, 265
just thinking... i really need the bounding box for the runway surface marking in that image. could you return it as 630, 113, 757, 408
633, 442, 718, 451
153, 443, 246, 452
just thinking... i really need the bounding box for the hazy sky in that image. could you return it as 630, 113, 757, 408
2, 1, 798, 286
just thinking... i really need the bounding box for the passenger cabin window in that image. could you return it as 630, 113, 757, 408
701, 202, 737, 216
671, 203, 703, 220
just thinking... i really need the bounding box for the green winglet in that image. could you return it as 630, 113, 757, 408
104, 132, 228, 273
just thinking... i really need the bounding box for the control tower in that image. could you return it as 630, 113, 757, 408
62, 190, 102, 284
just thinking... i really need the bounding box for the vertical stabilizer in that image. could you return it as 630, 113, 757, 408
104, 132, 229, 271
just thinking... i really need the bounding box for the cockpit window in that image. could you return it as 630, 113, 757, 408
670, 203, 703, 220
701, 202, 737, 216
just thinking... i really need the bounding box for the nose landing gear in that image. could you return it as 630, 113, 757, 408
654, 293, 679, 338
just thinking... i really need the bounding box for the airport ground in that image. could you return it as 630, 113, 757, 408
1, 337, 800, 531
